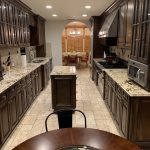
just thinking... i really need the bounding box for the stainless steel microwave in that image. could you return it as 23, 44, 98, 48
128, 59, 150, 91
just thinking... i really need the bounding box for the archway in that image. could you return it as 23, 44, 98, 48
61, 21, 91, 67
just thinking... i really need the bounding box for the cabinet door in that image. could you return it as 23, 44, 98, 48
125, 0, 134, 47
16, 90, 24, 120
131, 0, 150, 64
107, 83, 112, 109
22, 86, 28, 112
138, 0, 150, 64
38, 67, 42, 92
51, 75, 76, 110
118, 2, 128, 46
8, 96, 18, 130
116, 94, 121, 127
0, 23, 5, 46
111, 88, 116, 116
26, 82, 32, 105
104, 80, 108, 103
120, 100, 129, 137
0, 93, 11, 144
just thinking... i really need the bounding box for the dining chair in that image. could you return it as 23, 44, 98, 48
68, 54, 78, 65
45, 109, 87, 132
81, 53, 89, 65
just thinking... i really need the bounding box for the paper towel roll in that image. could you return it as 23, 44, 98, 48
21, 55, 27, 67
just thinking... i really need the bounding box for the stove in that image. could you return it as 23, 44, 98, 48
98, 61, 127, 69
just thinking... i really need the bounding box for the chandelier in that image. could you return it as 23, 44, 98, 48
69, 30, 81, 37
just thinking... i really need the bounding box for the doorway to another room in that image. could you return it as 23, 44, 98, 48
62, 21, 91, 68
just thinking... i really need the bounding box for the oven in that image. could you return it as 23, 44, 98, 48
97, 70, 104, 98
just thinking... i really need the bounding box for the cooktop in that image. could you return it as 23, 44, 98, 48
98, 61, 127, 69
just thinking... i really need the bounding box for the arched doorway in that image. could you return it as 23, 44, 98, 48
62, 21, 91, 67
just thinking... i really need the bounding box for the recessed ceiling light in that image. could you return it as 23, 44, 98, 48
85, 5, 91, 9
52, 14, 58, 17
46, 5, 52, 9
82, 14, 87, 17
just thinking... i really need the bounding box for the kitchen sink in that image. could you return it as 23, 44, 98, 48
32, 59, 44, 63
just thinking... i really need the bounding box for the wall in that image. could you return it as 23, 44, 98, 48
45, 20, 90, 67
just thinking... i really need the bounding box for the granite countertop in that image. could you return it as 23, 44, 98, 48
0, 57, 50, 94
51, 66, 76, 75
105, 69, 150, 97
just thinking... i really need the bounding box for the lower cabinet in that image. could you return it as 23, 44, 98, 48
8, 86, 18, 130
0, 64, 49, 148
0, 92, 11, 146
104, 73, 150, 149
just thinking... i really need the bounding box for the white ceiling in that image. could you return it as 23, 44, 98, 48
21, 0, 115, 21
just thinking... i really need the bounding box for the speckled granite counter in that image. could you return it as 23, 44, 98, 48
105, 69, 150, 97
51, 66, 76, 75
0, 57, 51, 94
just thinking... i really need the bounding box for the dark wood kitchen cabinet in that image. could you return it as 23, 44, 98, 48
51, 75, 76, 110
36, 15, 45, 46
30, 15, 45, 46
118, 1, 128, 46
118, 0, 134, 47
0, 63, 48, 148
0, 0, 30, 47
0, 92, 11, 146
104, 72, 150, 149
41, 60, 50, 89
7, 85, 18, 130
131, 0, 150, 64
125, 0, 134, 47
37, 66, 42, 93
104, 73, 129, 137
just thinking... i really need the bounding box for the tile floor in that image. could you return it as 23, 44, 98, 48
1, 67, 122, 150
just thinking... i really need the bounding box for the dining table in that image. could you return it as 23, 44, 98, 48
13, 128, 141, 150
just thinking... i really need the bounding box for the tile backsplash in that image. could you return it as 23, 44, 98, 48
0, 46, 36, 68
110, 46, 131, 61
0, 47, 22, 67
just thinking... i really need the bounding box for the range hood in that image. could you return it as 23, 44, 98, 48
99, 9, 118, 46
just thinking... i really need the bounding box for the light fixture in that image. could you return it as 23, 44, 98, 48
148, 13, 150, 16
46, 5, 52, 9
85, 5, 91, 9
69, 30, 81, 37
52, 14, 58, 17
82, 14, 87, 17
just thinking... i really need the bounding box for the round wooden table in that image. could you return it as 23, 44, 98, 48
13, 128, 141, 150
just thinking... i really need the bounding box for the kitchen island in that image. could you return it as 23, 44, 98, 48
104, 69, 150, 150
51, 66, 76, 110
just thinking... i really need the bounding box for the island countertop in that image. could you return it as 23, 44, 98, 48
105, 69, 150, 97
0, 57, 51, 94
51, 66, 76, 75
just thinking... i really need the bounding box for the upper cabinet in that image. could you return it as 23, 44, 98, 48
0, 0, 30, 47
118, 1, 128, 46
30, 15, 45, 46
131, 0, 150, 64
118, 0, 134, 47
